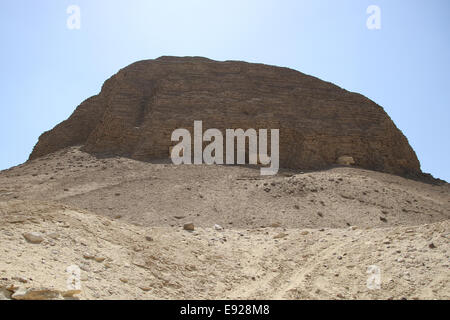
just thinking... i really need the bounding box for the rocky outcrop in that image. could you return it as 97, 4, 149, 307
29, 56, 421, 176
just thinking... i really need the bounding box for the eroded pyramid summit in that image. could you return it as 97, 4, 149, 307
30, 56, 421, 176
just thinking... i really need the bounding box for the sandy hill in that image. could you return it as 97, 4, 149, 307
1, 146, 449, 229
0, 147, 448, 300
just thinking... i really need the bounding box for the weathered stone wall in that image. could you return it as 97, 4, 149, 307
29, 56, 421, 176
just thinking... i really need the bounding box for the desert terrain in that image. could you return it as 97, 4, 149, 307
0, 146, 448, 300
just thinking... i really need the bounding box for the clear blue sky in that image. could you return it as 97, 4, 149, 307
1, 0, 449, 180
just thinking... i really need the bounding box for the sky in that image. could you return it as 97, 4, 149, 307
0, 0, 449, 180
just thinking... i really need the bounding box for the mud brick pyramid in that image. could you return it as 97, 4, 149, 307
29, 56, 421, 176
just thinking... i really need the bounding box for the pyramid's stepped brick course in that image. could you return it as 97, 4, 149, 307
29, 56, 421, 176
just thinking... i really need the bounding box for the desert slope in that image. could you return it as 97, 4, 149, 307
0, 200, 448, 300
2, 147, 449, 229
0, 147, 449, 300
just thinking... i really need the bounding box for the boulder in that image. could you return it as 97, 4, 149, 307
23, 232, 44, 244
336, 156, 355, 166
11, 287, 61, 300
183, 223, 195, 231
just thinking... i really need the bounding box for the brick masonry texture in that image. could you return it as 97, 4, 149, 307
29, 56, 421, 176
